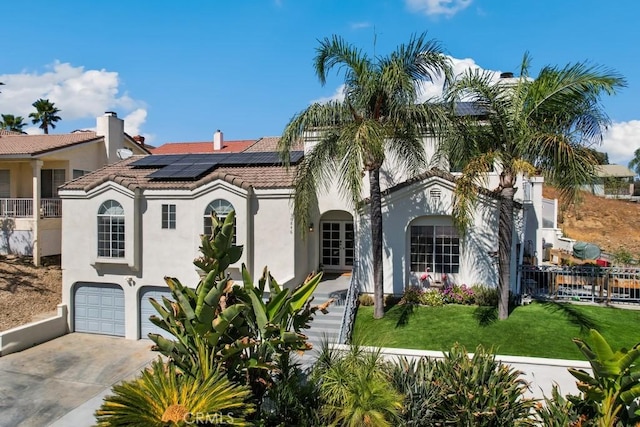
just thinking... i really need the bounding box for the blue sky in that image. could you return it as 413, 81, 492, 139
1, 0, 638, 165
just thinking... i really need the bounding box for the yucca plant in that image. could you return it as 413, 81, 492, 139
430, 344, 537, 426
534, 384, 590, 427
388, 356, 441, 426
568, 329, 640, 426
313, 343, 403, 427
95, 358, 254, 426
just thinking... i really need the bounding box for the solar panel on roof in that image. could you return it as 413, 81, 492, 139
148, 162, 216, 179
141, 150, 304, 181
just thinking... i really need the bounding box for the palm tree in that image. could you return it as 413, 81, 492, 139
442, 54, 626, 319
95, 358, 255, 426
0, 114, 27, 133
29, 98, 61, 134
628, 148, 640, 177
279, 33, 451, 319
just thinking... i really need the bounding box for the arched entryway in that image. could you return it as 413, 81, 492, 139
319, 210, 354, 272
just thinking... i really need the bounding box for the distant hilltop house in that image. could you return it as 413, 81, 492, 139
0, 112, 151, 265
587, 164, 636, 198
58, 122, 557, 339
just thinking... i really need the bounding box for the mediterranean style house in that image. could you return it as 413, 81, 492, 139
0, 112, 150, 265
58, 129, 553, 339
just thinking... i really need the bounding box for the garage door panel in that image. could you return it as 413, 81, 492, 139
139, 287, 173, 340
74, 283, 125, 337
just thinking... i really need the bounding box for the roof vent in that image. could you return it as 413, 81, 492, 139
499, 72, 514, 79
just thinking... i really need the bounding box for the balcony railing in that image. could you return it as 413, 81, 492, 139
0, 198, 62, 218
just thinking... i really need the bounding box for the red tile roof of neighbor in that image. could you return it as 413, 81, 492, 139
0, 132, 102, 156
151, 136, 303, 154
152, 140, 257, 154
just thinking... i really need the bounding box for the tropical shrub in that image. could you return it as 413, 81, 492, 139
471, 284, 499, 307
568, 329, 640, 426
260, 352, 320, 427
95, 358, 254, 427
147, 211, 331, 417
359, 293, 375, 306
429, 344, 536, 425
420, 288, 445, 306
441, 283, 475, 305
533, 385, 588, 427
388, 356, 442, 426
312, 343, 403, 427
399, 286, 424, 305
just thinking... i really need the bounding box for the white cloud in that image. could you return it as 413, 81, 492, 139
350, 22, 371, 30
417, 56, 500, 101
0, 61, 147, 134
311, 84, 346, 104
406, 0, 472, 17
601, 120, 640, 166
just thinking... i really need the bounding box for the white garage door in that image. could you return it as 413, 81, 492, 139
74, 283, 125, 336
139, 287, 173, 340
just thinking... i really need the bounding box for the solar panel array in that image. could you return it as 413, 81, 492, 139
131, 151, 304, 180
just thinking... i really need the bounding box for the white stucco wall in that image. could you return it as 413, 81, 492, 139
60, 178, 304, 339
357, 177, 501, 295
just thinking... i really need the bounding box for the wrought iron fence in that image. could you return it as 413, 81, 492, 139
519, 265, 640, 304
338, 260, 359, 344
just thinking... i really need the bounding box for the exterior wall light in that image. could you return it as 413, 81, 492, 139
308, 222, 314, 232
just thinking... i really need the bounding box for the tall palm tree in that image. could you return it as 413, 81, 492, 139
0, 114, 27, 133
29, 98, 61, 134
279, 33, 451, 319
442, 54, 626, 319
628, 148, 640, 177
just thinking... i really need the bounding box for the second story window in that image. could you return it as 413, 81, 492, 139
204, 199, 236, 243
41, 169, 65, 198
162, 204, 176, 229
97, 200, 125, 258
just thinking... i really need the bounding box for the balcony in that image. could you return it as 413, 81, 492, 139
0, 198, 62, 218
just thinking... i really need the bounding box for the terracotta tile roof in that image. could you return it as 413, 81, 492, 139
151, 136, 303, 155
0, 129, 22, 136
152, 140, 256, 154
244, 136, 303, 152
60, 155, 297, 193
0, 132, 102, 156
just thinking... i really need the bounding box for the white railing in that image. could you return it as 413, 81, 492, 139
0, 198, 62, 218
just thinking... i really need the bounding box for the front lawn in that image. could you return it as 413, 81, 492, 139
352, 302, 640, 360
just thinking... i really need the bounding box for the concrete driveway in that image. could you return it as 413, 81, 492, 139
0, 333, 157, 427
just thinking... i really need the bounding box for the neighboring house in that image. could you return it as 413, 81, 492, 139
59, 128, 549, 339
0, 112, 150, 264
586, 164, 636, 198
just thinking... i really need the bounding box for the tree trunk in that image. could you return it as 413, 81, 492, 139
498, 186, 515, 320
369, 168, 385, 319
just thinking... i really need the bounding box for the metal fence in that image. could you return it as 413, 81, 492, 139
519, 265, 640, 304
0, 198, 62, 218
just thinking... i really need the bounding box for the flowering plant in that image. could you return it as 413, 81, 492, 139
441, 283, 475, 305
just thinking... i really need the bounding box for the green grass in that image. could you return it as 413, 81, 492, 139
352, 302, 640, 360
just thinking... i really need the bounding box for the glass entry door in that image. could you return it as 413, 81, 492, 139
321, 221, 354, 270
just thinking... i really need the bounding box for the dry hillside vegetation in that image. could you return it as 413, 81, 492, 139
544, 187, 640, 255
0, 256, 62, 331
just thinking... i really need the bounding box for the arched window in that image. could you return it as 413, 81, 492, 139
204, 199, 236, 243
97, 200, 125, 258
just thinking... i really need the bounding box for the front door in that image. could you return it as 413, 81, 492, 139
321, 221, 354, 271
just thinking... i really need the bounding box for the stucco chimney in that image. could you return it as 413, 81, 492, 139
96, 112, 125, 163
213, 130, 223, 151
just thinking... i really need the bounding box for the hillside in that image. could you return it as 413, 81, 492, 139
543, 187, 640, 255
